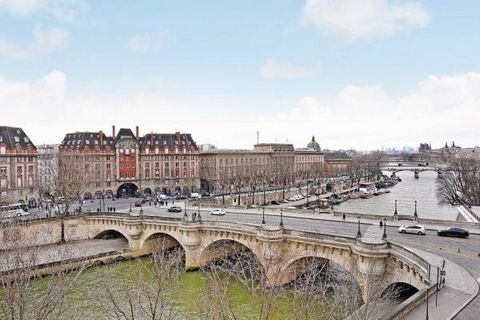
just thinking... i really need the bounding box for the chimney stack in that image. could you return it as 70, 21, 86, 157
112, 125, 116, 137
99, 130, 104, 145
136, 126, 139, 139
175, 131, 180, 144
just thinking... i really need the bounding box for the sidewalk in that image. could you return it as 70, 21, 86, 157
401, 248, 479, 320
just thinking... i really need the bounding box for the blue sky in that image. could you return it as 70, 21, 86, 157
1, 0, 479, 150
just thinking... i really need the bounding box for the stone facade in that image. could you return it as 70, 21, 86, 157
0, 126, 37, 203
37, 144, 59, 196
59, 126, 200, 198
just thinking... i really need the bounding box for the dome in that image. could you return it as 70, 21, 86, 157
307, 136, 321, 151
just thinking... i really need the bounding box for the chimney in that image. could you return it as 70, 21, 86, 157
175, 131, 181, 144
99, 130, 104, 145
150, 132, 154, 145
136, 126, 139, 139
112, 125, 116, 137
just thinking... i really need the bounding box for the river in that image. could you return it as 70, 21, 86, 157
336, 171, 459, 221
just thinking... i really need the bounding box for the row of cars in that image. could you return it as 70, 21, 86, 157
167, 206, 226, 216
398, 225, 470, 238
270, 194, 307, 205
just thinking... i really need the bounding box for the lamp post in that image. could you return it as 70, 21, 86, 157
262, 207, 266, 225
280, 208, 284, 227
356, 216, 362, 238
394, 199, 398, 220
197, 199, 202, 223
383, 219, 387, 240
183, 201, 188, 221
414, 200, 418, 220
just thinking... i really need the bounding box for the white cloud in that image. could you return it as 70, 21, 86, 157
301, 0, 430, 41
2, 70, 480, 150
126, 31, 167, 54
259, 57, 314, 79
0, 25, 68, 60
259, 72, 480, 150
0, 0, 87, 20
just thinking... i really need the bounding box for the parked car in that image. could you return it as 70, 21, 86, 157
287, 196, 297, 202
279, 199, 289, 204
210, 209, 226, 216
134, 200, 143, 207
167, 206, 182, 213
190, 193, 201, 199
398, 225, 426, 235
437, 227, 469, 238
270, 200, 281, 205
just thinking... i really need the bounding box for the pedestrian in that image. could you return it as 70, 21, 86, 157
113, 207, 116, 212
342, 213, 345, 221
380, 220, 383, 227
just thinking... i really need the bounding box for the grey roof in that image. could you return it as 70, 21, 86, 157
324, 151, 351, 160
139, 133, 197, 149
0, 126, 36, 148
61, 132, 113, 148
60, 128, 198, 151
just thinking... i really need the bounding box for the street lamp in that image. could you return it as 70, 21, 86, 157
356, 216, 362, 238
262, 207, 266, 225
383, 219, 387, 240
197, 199, 202, 223
183, 201, 188, 221
279, 208, 284, 227
414, 200, 418, 220
394, 199, 398, 217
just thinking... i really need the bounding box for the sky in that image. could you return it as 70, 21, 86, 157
0, 0, 479, 151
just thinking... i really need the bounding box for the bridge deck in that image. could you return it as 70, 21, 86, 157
361, 225, 384, 244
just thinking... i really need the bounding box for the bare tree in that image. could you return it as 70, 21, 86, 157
95, 238, 184, 320
0, 237, 85, 320
436, 157, 480, 206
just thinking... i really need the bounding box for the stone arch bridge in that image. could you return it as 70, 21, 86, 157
0, 214, 431, 303
382, 166, 451, 178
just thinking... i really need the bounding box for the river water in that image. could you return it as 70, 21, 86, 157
336, 171, 459, 221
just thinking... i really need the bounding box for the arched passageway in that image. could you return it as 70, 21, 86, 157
381, 282, 419, 303
142, 233, 186, 267
117, 183, 138, 198
199, 239, 265, 281
143, 188, 152, 196
94, 230, 130, 248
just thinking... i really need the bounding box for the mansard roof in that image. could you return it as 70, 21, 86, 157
139, 133, 198, 150
113, 128, 138, 146
60, 132, 113, 148
324, 151, 351, 161
0, 126, 36, 149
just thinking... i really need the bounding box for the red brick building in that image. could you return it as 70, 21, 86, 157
0, 126, 37, 203
59, 126, 200, 198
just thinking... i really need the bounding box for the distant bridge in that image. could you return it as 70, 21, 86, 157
381, 165, 452, 178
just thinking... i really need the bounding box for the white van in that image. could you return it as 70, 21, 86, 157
190, 193, 201, 199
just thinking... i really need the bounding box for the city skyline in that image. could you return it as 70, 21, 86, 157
1, 1, 479, 150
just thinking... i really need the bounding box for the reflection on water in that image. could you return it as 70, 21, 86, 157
336, 171, 458, 221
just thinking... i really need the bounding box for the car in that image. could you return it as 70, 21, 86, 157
398, 225, 426, 235
437, 227, 469, 238
287, 196, 297, 202
210, 209, 226, 216
134, 200, 143, 207
167, 206, 182, 213
270, 200, 281, 205
279, 199, 289, 203
190, 193, 201, 199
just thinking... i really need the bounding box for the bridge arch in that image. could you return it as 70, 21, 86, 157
196, 237, 266, 275
93, 229, 130, 246
380, 282, 419, 303
140, 231, 185, 253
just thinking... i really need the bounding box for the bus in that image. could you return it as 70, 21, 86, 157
0, 203, 30, 219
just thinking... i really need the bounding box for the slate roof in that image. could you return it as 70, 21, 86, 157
60, 128, 198, 150
139, 133, 197, 149
60, 132, 113, 148
0, 126, 36, 148
324, 151, 351, 160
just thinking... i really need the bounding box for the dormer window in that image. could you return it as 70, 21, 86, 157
86, 140, 90, 145
94, 140, 99, 145
24, 137, 29, 143
14, 136, 19, 143
16, 129, 20, 134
